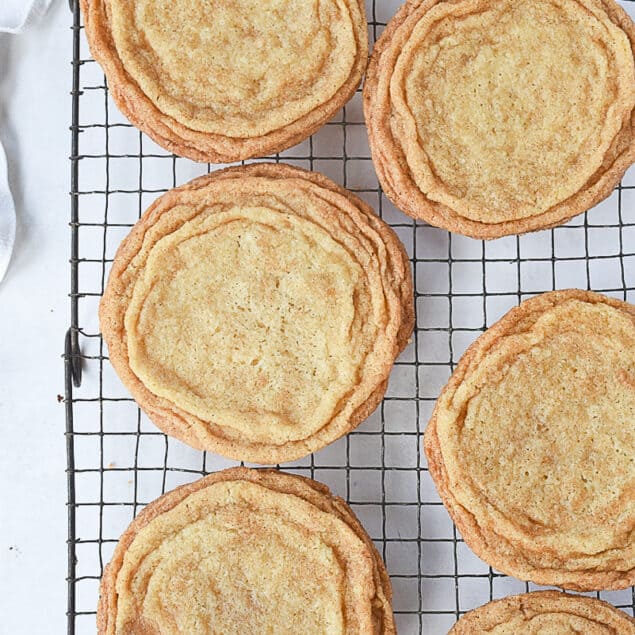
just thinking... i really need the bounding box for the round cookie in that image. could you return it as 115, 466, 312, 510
450, 591, 635, 634
424, 290, 635, 590
100, 163, 414, 464
97, 467, 396, 635
364, 0, 635, 238
80, 0, 368, 162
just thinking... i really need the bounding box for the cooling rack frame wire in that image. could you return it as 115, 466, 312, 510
65, 1, 635, 633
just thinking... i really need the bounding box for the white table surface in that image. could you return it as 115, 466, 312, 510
1, 1, 635, 633
0, 1, 70, 632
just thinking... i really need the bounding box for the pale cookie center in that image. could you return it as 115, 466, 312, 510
125, 208, 370, 445
109, 0, 358, 136
392, 0, 634, 222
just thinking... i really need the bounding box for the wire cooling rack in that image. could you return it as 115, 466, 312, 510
65, 1, 635, 633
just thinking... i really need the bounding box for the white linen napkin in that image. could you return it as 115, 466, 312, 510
0, 144, 15, 283
0, 0, 54, 35
0, 0, 53, 283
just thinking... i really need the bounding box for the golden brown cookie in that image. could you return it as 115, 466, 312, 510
97, 467, 396, 635
364, 0, 635, 238
80, 0, 368, 162
424, 289, 635, 590
100, 163, 414, 464
450, 591, 635, 634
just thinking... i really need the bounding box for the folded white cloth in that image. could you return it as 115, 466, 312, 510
0, 144, 15, 281
0, 0, 54, 35
0, 0, 53, 282
0, 143, 15, 283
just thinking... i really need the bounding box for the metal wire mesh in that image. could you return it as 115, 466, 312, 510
65, 1, 635, 633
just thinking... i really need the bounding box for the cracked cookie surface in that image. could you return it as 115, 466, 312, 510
364, 0, 635, 238
97, 468, 395, 635
81, 0, 367, 162
425, 290, 635, 590
100, 163, 413, 464
450, 591, 635, 634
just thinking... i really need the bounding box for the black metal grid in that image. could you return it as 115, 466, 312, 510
65, 1, 635, 633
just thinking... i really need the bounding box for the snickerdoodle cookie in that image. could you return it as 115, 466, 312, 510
450, 591, 635, 634
81, 0, 368, 162
100, 163, 413, 464
425, 290, 635, 590
364, 0, 635, 238
97, 467, 395, 634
